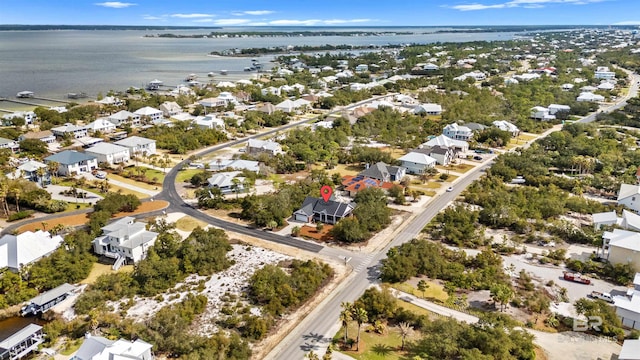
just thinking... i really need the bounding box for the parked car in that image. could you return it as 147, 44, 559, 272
563, 271, 591, 285
473, 155, 483, 160
588, 291, 614, 303
446, 186, 454, 192
95, 171, 107, 179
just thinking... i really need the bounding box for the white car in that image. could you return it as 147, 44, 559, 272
446, 187, 454, 192
95, 171, 107, 179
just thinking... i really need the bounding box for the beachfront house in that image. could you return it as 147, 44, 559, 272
0, 230, 63, 272
398, 152, 437, 174
51, 123, 88, 139
207, 171, 246, 194
247, 139, 283, 156
84, 142, 131, 165
618, 184, 640, 214
293, 196, 355, 225
134, 106, 163, 122
44, 150, 98, 176
114, 136, 156, 156
0, 137, 19, 153
92, 217, 158, 269
72, 335, 154, 360
86, 118, 117, 134
2, 111, 37, 125
107, 110, 140, 127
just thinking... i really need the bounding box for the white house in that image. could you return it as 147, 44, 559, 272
414, 145, 455, 166
107, 110, 140, 127
614, 274, 640, 330
275, 99, 311, 113
84, 142, 131, 165
443, 123, 473, 141
0, 138, 19, 153
548, 104, 571, 116
194, 115, 225, 130
207, 171, 246, 194
595, 66, 616, 80
577, 92, 605, 102
51, 123, 88, 139
7, 160, 50, 185
398, 152, 437, 174
530, 106, 556, 120
199, 97, 226, 108
114, 136, 156, 156
159, 101, 182, 117
19, 130, 57, 144
2, 111, 37, 125
209, 159, 260, 173
93, 217, 158, 269
597, 82, 615, 91
134, 106, 163, 122
619, 338, 640, 360
561, 83, 575, 91
72, 335, 154, 360
424, 134, 469, 153
85, 118, 117, 134
355, 64, 369, 73
618, 184, 640, 213
247, 139, 283, 156
44, 150, 98, 176
492, 120, 520, 137
601, 229, 640, 272
0, 231, 63, 272
96, 96, 123, 106
413, 103, 443, 115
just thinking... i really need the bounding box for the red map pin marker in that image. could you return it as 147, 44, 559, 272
320, 185, 333, 202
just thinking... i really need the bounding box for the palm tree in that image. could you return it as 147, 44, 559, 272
13, 186, 21, 212
40, 222, 48, 232
353, 307, 368, 351
339, 302, 354, 345
35, 166, 47, 187
231, 177, 241, 199
398, 322, 413, 351
47, 161, 59, 183
0, 179, 9, 218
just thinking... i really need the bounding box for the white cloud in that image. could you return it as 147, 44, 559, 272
449, 0, 608, 11
232, 10, 275, 16
170, 13, 214, 18
268, 18, 374, 26
323, 19, 373, 25
95, 1, 136, 8
143, 15, 164, 20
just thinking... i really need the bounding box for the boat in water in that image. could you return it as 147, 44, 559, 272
219, 70, 228, 75
207, 72, 215, 77
146, 79, 163, 91
16, 91, 34, 98
185, 73, 198, 81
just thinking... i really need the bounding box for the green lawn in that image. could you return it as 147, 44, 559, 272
63, 202, 92, 212
176, 169, 204, 183
336, 323, 404, 360
110, 170, 164, 190
389, 281, 449, 303
436, 163, 474, 174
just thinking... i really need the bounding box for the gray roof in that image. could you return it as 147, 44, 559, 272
0, 324, 42, 351
359, 162, 390, 181
464, 122, 487, 131
295, 196, 355, 218
85, 142, 129, 155
44, 150, 96, 165
73, 336, 115, 360
114, 136, 155, 148
29, 283, 74, 306
0, 137, 17, 146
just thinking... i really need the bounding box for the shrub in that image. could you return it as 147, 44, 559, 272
8, 210, 34, 222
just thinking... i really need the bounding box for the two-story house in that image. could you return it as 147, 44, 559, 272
114, 136, 156, 156
134, 106, 163, 123
359, 162, 406, 182
107, 110, 140, 127
44, 150, 98, 176
92, 217, 158, 270
442, 123, 473, 141
51, 123, 88, 139
247, 139, 283, 156
84, 142, 131, 165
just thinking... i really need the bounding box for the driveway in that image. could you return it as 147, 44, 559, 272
46, 184, 103, 205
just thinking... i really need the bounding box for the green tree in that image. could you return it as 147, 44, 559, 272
340, 302, 354, 345
417, 279, 430, 299
353, 307, 368, 351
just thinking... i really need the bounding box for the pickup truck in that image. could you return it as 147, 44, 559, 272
563, 271, 591, 285
588, 291, 614, 303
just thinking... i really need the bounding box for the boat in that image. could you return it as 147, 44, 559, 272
146, 79, 163, 91
16, 91, 34, 98
185, 73, 198, 81
207, 72, 215, 77
220, 70, 228, 75
67, 92, 88, 99
244, 67, 253, 71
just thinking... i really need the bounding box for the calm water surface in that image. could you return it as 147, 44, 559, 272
0, 27, 528, 108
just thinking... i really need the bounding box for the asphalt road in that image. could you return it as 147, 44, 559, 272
266, 161, 493, 359
577, 71, 639, 124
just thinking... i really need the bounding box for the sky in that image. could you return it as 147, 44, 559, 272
2, 0, 640, 27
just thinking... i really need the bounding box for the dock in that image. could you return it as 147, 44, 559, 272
0, 97, 68, 107
31, 96, 69, 104
20, 283, 75, 317
0, 324, 44, 360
